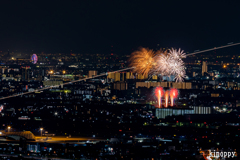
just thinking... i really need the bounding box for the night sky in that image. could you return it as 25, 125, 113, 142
1, 1, 240, 54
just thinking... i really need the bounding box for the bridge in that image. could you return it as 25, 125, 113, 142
0, 131, 35, 141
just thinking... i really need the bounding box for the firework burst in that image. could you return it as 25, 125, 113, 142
129, 47, 186, 82
168, 48, 186, 82
153, 49, 169, 76
128, 48, 156, 76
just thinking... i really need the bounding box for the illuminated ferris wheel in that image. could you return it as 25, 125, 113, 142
31, 54, 38, 64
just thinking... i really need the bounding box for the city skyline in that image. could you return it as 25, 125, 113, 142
0, 1, 240, 159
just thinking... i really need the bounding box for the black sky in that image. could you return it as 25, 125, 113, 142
0, 0, 240, 54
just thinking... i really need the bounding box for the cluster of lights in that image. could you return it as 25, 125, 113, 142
49, 70, 66, 74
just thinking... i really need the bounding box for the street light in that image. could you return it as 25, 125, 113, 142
8, 126, 11, 132
40, 128, 43, 140
63, 70, 66, 74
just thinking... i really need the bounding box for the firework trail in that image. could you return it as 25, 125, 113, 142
154, 86, 164, 108
164, 90, 169, 107
170, 88, 178, 106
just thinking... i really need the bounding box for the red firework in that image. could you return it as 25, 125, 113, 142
170, 88, 178, 106
155, 87, 164, 108
165, 90, 169, 107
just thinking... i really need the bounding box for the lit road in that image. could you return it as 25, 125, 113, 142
35, 136, 106, 143
0, 154, 72, 159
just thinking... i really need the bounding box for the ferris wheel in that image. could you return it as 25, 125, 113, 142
31, 54, 38, 64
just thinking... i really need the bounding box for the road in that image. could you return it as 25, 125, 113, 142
0, 154, 72, 160
35, 136, 106, 143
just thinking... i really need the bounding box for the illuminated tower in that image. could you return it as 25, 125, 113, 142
21, 67, 30, 81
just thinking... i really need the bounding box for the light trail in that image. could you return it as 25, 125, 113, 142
186, 42, 240, 56
1, 42, 240, 101
0, 67, 134, 101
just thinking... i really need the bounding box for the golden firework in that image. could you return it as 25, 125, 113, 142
128, 47, 156, 76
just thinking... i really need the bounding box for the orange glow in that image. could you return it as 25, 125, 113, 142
165, 91, 169, 107
170, 88, 178, 107
155, 87, 164, 108
129, 48, 156, 76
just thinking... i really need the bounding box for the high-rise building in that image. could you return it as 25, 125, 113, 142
121, 72, 125, 81
137, 74, 145, 79
21, 67, 30, 81
152, 75, 158, 80
107, 73, 114, 79
129, 72, 134, 79
43, 81, 63, 87
114, 72, 120, 81
189, 106, 212, 114
156, 108, 194, 119
144, 74, 148, 79
182, 82, 186, 89
161, 82, 168, 87
228, 82, 235, 88
88, 70, 97, 78
114, 82, 128, 90
126, 72, 130, 79
186, 82, 192, 89
202, 61, 208, 76
107, 72, 122, 81
211, 93, 219, 97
